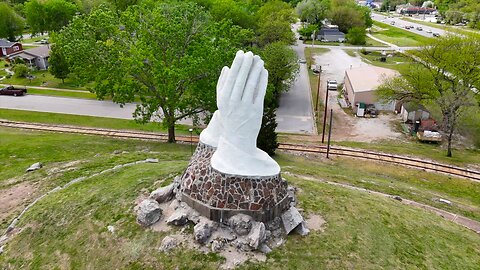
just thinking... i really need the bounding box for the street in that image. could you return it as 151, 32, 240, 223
371, 13, 447, 37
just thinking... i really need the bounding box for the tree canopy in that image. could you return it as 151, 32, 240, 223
25, 0, 77, 35
54, 2, 252, 142
378, 35, 480, 157
0, 2, 25, 41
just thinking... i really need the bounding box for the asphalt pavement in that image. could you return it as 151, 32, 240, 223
275, 23, 315, 134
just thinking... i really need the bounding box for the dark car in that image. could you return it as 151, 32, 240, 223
0, 86, 27, 96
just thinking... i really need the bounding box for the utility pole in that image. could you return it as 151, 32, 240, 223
312, 30, 316, 47
321, 82, 329, 143
326, 109, 333, 158
188, 128, 193, 155
315, 66, 322, 112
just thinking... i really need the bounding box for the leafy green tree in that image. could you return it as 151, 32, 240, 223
296, 0, 329, 25
44, 0, 78, 32
25, 0, 77, 35
329, 6, 365, 33
257, 106, 279, 156
256, 0, 296, 46
107, 0, 138, 12
208, 0, 255, 29
25, 0, 48, 35
0, 3, 25, 41
298, 23, 318, 38
377, 36, 480, 157
55, 3, 249, 142
49, 45, 70, 83
346, 26, 366, 45
260, 41, 299, 100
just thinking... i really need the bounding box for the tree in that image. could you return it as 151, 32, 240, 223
296, 0, 329, 26
298, 23, 318, 38
346, 26, 366, 45
257, 106, 279, 156
256, 0, 296, 46
49, 45, 70, 83
328, 6, 365, 33
55, 3, 250, 143
260, 41, 299, 102
377, 36, 480, 157
25, 0, 48, 35
0, 3, 25, 41
25, 0, 77, 35
44, 0, 77, 32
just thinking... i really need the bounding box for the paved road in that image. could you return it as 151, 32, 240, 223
0, 95, 192, 125
372, 13, 446, 38
275, 23, 315, 134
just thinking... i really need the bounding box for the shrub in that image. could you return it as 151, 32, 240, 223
346, 26, 366, 45
13, 63, 29, 78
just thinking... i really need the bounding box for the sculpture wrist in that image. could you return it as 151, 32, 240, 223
199, 111, 223, 147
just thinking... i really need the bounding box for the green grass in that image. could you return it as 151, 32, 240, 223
372, 21, 433, 47
1, 70, 89, 90
0, 109, 194, 135
0, 128, 479, 269
21, 34, 49, 44
350, 50, 413, 74
26, 88, 97, 99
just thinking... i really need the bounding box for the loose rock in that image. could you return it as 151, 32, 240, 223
159, 236, 178, 252
194, 221, 213, 244
439, 198, 452, 205
293, 221, 310, 236
150, 183, 174, 203
246, 222, 266, 250
136, 199, 162, 226
211, 239, 226, 252
107, 225, 115, 234
26, 162, 43, 172
166, 210, 189, 226
228, 214, 253, 236
259, 244, 272, 254
281, 206, 304, 235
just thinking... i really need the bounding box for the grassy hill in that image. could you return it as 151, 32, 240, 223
0, 127, 479, 269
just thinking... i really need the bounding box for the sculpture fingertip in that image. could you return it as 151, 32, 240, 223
236, 50, 244, 56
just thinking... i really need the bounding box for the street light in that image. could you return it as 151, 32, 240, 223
188, 128, 193, 155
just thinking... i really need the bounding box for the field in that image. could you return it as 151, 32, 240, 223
344, 49, 413, 75
0, 128, 479, 269
371, 21, 433, 47
1, 70, 90, 90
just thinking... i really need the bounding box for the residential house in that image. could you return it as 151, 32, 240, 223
8, 46, 51, 70
344, 66, 399, 113
0, 39, 23, 57
317, 25, 345, 42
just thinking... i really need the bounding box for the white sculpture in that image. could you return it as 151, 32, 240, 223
200, 51, 280, 176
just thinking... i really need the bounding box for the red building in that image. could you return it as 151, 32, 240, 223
0, 39, 23, 57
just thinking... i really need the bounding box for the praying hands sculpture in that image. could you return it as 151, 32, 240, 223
200, 50, 280, 176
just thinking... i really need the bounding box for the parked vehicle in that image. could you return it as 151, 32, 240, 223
0, 85, 27, 96
327, 80, 338, 91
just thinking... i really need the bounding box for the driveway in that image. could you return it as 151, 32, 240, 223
312, 48, 402, 142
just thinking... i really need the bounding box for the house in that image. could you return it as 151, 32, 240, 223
400, 102, 430, 123
8, 46, 51, 70
344, 66, 399, 113
0, 39, 23, 57
317, 25, 345, 42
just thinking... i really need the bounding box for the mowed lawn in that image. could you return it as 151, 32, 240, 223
0, 128, 479, 269
371, 21, 433, 47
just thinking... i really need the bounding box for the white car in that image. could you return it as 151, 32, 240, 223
327, 80, 338, 91
426, 29, 432, 33
299, 58, 306, 64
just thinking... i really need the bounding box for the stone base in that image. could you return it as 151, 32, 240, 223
180, 142, 290, 223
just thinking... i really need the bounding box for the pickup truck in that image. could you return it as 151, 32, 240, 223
327, 80, 338, 91
0, 85, 27, 96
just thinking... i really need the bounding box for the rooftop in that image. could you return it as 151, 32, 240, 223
0, 39, 19, 48
345, 66, 399, 93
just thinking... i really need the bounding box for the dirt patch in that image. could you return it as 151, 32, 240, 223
306, 214, 326, 232
0, 182, 36, 226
